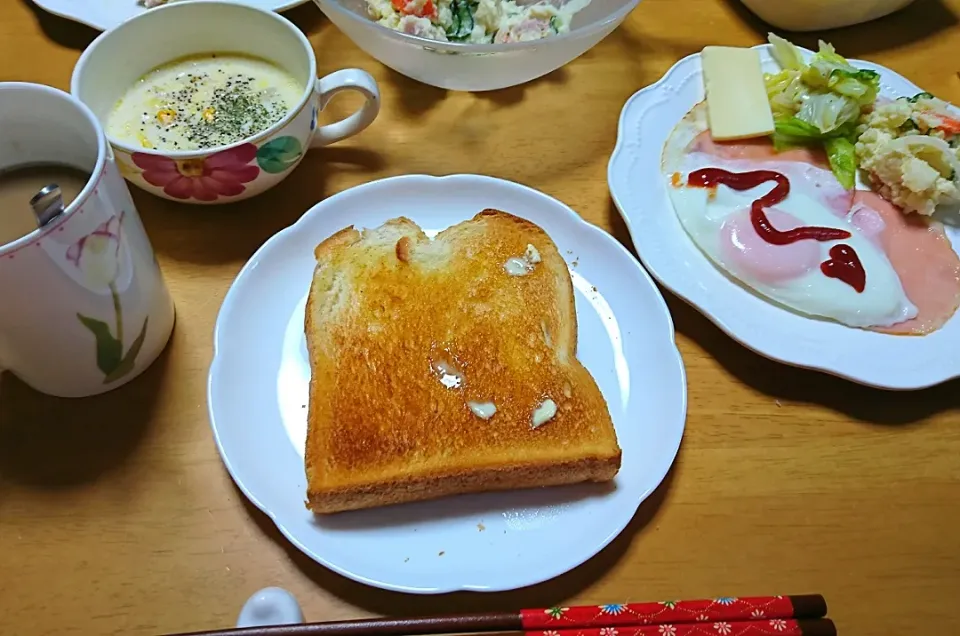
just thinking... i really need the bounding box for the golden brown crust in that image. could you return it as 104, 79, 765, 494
307, 455, 621, 513
304, 209, 621, 514
312, 226, 361, 261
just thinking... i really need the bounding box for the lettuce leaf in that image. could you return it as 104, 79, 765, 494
771, 118, 858, 188
814, 40, 848, 65
828, 68, 880, 105
763, 34, 878, 189
797, 92, 861, 133
764, 33, 879, 134
773, 117, 823, 138
765, 69, 805, 119
773, 117, 857, 141
768, 33, 806, 71
824, 137, 856, 190
798, 42, 846, 86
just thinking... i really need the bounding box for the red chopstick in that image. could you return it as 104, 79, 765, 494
166, 595, 829, 636
521, 595, 826, 628
528, 620, 835, 636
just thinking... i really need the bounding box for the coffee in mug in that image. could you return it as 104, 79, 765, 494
0, 164, 90, 245
0, 82, 175, 398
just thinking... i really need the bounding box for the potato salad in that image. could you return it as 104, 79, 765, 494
366, 0, 590, 44
856, 93, 960, 216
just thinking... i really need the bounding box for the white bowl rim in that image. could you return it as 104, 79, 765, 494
70, 0, 318, 159
313, 0, 641, 54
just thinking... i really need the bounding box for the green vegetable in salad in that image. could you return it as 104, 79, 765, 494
770, 118, 860, 189
446, 0, 476, 41
768, 33, 805, 71
799, 44, 879, 105
765, 33, 880, 188
899, 118, 919, 132
772, 117, 826, 140
797, 92, 860, 134
906, 92, 935, 103
824, 137, 857, 190
827, 68, 880, 104
766, 34, 879, 131
772, 117, 855, 142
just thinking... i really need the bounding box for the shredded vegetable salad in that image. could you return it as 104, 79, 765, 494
764, 33, 880, 190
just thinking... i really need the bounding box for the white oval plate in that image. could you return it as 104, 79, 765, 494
608, 44, 960, 391
208, 174, 687, 593
30, 0, 308, 31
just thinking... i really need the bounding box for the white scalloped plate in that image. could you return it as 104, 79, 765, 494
30, 0, 308, 31
608, 44, 960, 390
208, 174, 687, 593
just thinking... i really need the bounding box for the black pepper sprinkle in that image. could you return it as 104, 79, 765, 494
141, 69, 288, 150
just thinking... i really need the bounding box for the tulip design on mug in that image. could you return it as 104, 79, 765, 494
68, 212, 149, 384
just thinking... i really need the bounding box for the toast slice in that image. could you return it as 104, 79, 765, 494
304, 209, 621, 513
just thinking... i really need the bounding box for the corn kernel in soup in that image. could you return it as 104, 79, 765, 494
106, 53, 304, 152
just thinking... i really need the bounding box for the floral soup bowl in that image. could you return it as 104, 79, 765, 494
70, 0, 380, 205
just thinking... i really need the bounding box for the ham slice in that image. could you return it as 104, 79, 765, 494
690, 131, 831, 169
854, 191, 960, 335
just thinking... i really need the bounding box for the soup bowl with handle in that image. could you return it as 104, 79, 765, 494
71, 0, 381, 205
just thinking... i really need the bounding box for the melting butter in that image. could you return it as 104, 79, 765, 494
532, 398, 557, 429
468, 401, 497, 420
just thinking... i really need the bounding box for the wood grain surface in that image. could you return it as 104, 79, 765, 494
1, 0, 959, 634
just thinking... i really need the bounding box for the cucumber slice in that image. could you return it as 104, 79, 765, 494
446, 0, 475, 40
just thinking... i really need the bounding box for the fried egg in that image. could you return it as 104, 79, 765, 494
663, 103, 918, 329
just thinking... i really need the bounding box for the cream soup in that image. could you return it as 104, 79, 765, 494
106, 53, 304, 152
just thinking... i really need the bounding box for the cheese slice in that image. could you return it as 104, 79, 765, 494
701, 46, 775, 141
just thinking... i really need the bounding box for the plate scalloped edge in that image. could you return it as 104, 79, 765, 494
607, 43, 960, 391
208, 174, 688, 593
29, 0, 309, 31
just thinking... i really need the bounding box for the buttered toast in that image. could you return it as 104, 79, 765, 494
304, 210, 621, 514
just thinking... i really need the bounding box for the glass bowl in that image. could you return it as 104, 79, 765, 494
311, 0, 641, 91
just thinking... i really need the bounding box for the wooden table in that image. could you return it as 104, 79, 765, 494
2, 0, 959, 634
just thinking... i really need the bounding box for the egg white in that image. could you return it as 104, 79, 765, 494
662, 103, 917, 329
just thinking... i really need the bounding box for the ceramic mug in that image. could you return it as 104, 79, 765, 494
70, 0, 381, 205
0, 83, 175, 398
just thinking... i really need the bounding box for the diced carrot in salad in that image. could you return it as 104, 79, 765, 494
931, 113, 960, 135
391, 0, 437, 20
